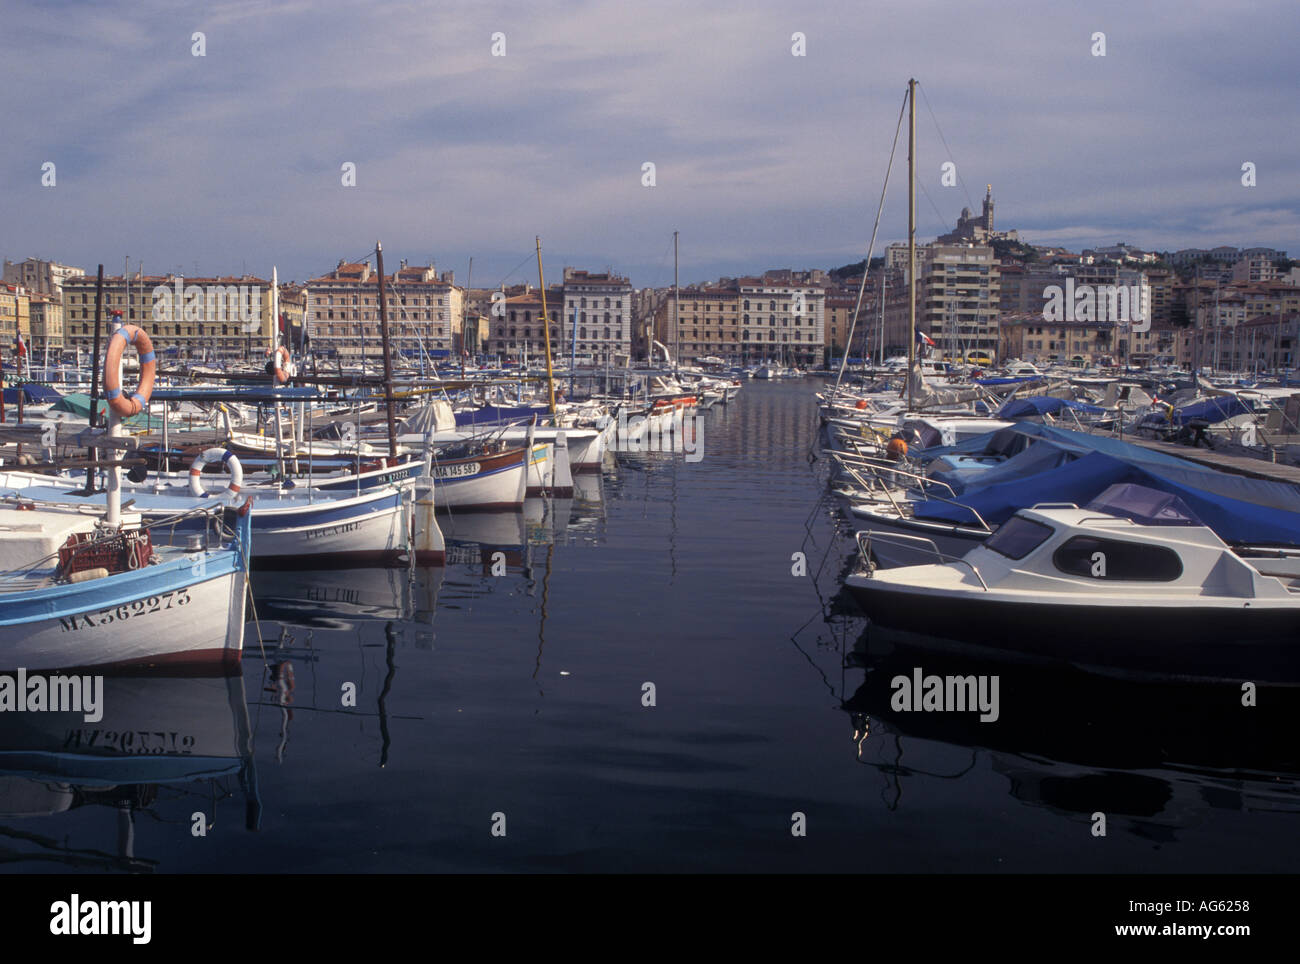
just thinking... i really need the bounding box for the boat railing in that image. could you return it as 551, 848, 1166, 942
848, 485, 993, 534
855, 529, 989, 590
1075, 515, 1140, 528
829, 450, 967, 505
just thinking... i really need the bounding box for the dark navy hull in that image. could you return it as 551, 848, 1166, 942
847, 581, 1300, 684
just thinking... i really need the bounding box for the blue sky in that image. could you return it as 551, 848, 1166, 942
2, 0, 1296, 289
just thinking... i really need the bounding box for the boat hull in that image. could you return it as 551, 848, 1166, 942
244, 493, 411, 566
0, 557, 246, 671
429, 447, 527, 510
846, 577, 1300, 684
846, 507, 987, 567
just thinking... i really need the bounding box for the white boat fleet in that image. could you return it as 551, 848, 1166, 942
819, 357, 1300, 682
0, 320, 741, 673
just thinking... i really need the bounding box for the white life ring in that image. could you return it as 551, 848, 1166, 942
189, 448, 243, 498
269, 345, 294, 384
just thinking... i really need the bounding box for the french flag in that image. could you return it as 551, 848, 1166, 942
14, 331, 26, 357
915, 330, 935, 347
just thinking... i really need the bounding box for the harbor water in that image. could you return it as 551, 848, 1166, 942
4, 381, 1296, 872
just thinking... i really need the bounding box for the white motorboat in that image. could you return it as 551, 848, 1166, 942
845, 484, 1300, 682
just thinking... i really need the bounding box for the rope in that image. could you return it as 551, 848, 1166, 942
918, 82, 977, 214
833, 85, 909, 396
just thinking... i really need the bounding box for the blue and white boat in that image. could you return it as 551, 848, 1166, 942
0, 465, 441, 568
0, 483, 251, 671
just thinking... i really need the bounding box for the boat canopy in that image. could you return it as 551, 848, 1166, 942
50, 392, 162, 430
454, 404, 551, 426
995, 396, 1106, 419
1, 384, 62, 404
1085, 483, 1204, 527
150, 386, 324, 403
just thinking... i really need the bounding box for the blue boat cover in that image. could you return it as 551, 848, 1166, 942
2, 384, 62, 404
454, 404, 550, 426
995, 396, 1107, 419
972, 375, 1045, 386
911, 424, 1300, 546
1170, 395, 1253, 426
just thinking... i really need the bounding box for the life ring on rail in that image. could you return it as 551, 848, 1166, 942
267, 345, 293, 384
103, 325, 157, 417
189, 448, 243, 498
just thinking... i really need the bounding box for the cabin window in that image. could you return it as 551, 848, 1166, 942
983, 515, 1054, 560
1052, 536, 1183, 581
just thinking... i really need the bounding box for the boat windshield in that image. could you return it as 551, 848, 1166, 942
983, 514, 1054, 560
1085, 483, 1204, 527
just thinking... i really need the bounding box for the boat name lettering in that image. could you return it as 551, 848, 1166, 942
433, 461, 481, 479
62, 728, 196, 755
305, 521, 362, 540
58, 590, 192, 632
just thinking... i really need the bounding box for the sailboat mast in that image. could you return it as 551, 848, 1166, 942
878, 274, 885, 365
536, 237, 557, 413
673, 230, 679, 375
906, 77, 917, 412
374, 243, 399, 458
462, 256, 472, 380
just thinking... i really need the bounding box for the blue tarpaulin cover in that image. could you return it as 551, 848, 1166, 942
996, 396, 1107, 419
911, 424, 1300, 546
2, 384, 62, 404
454, 404, 550, 426
973, 375, 1045, 386
1170, 396, 1253, 426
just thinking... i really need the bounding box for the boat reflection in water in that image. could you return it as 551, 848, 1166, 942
0, 671, 255, 871
442, 511, 529, 575
841, 629, 1300, 836
247, 565, 446, 767
250, 565, 444, 633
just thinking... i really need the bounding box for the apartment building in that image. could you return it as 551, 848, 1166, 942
62, 273, 276, 355
306, 260, 462, 362
884, 243, 1000, 360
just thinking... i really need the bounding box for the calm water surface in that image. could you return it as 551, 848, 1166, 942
5, 380, 1297, 872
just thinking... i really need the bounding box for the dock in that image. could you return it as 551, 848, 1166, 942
1124, 436, 1300, 486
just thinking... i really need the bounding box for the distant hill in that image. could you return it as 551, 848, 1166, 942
828, 256, 884, 280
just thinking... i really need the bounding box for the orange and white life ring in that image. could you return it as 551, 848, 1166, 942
103, 325, 157, 417
189, 448, 243, 498
268, 345, 293, 384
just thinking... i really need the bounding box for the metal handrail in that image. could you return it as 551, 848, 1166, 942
855, 529, 989, 590
1074, 515, 1139, 527
849, 490, 993, 534
829, 451, 961, 500
838, 463, 907, 519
